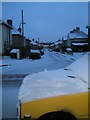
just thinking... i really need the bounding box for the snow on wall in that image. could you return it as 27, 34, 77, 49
18, 53, 88, 103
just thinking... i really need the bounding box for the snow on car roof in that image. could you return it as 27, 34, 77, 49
66, 48, 72, 51
18, 53, 88, 103
30, 49, 40, 54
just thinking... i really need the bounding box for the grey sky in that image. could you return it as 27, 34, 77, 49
2, 2, 88, 42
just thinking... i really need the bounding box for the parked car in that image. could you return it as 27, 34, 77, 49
18, 53, 88, 120
66, 48, 73, 55
29, 49, 41, 60
39, 49, 44, 55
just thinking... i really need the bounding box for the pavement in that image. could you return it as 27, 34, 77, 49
2, 74, 28, 119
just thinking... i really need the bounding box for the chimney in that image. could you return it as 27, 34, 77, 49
7, 19, 12, 26
76, 27, 80, 32
18, 27, 21, 34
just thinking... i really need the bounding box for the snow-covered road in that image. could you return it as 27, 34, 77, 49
1, 50, 84, 75
1, 50, 85, 118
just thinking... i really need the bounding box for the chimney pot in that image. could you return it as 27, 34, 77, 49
7, 19, 12, 26
76, 27, 80, 31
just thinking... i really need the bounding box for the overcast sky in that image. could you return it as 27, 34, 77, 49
2, 2, 88, 42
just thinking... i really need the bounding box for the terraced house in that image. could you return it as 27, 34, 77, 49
62, 27, 88, 52
0, 19, 13, 55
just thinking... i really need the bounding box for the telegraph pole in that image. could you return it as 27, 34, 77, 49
22, 9, 24, 36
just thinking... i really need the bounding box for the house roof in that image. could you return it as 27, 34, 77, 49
86, 25, 90, 29
12, 29, 21, 34
55, 40, 62, 45
25, 38, 31, 42
30, 41, 38, 45
0, 19, 13, 29
63, 29, 88, 41
0, 19, 21, 34
12, 34, 25, 38
69, 31, 88, 39
63, 36, 67, 41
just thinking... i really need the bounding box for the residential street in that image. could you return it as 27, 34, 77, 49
1, 50, 84, 118
1, 2, 89, 119
1, 50, 84, 75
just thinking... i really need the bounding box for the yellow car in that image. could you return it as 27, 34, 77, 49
18, 53, 89, 120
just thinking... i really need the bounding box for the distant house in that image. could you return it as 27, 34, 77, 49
49, 43, 55, 51
12, 34, 31, 58
63, 27, 88, 52
40, 42, 54, 49
49, 40, 62, 52
54, 40, 62, 52
30, 40, 39, 50
0, 19, 13, 55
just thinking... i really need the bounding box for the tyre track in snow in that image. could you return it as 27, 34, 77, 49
46, 50, 72, 66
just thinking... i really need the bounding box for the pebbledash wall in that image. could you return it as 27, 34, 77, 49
1, 21, 12, 55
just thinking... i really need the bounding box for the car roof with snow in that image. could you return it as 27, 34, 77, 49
18, 53, 88, 103
30, 49, 40, 53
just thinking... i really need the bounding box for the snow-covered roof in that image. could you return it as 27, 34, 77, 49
63, 30, 88, 41
55, 42, 59, 45
69, 31, 88, 39
63, 36, 67, 41
12, 30, 21, 35
0, 19, 13, 29
30, 41, 38, 45
18, 53, 88, 103
50, 44, 54, 47
86, 25, 90, 29
55, 40, 62, 44
30, 49, 40, 54
72, 43, 88, 46
10, 49, 19, 54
